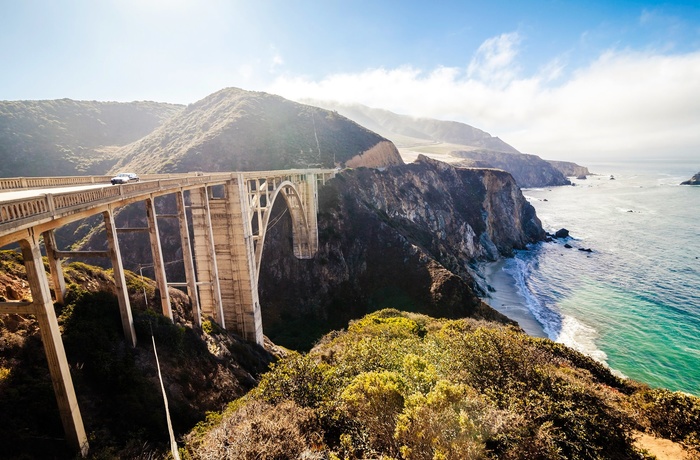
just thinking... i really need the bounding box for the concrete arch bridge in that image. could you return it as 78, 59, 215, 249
0, 168, 336, 455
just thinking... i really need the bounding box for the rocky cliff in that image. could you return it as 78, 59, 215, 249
681, 172, 700, 185
453, 150, 571, 188
258, 156, 545, 349
546, 160, 591, 178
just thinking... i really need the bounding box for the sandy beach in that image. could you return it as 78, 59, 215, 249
480, 258, 548, 338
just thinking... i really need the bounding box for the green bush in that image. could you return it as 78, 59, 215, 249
255, 352, 339, 409
340, 371, 406, 455
396, 380, 510, 460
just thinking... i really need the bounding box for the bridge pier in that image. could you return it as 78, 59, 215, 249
42, 229, 67, 304
176, 191, 201, 327
103, 208, 137, 347
19, 235, 89, 457
224, 179, 262, 343
145, 197, 172, 319
189, 187, 225, 327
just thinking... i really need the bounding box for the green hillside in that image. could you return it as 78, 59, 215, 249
0, 99, 182, 177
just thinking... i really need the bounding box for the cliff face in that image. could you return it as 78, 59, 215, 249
345, 140, 403, 168
453, 150, 571, 188
547, 160, 591, 178
258, 156, 545, 348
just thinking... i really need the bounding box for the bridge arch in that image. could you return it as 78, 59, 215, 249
254, 180, 313, 282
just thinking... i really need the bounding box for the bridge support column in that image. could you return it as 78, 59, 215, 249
19, 235, 89, 457
301, 173, 320, 257
189, 187, 224, 326
145, 197, 172, 319
42, 229, 67, 304
176, 191, 200, 327
226, 179, 263, 344
103, 209, 137, 347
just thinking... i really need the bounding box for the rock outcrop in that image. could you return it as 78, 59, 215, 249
453, 150, 571, 188
345, 140, 403, 169
547, 160, 591, 178
681, 172, 700, 185
258, 156, 545, 348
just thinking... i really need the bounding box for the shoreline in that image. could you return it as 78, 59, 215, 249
480, 258, 548, 338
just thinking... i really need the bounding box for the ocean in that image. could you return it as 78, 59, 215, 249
483, 161, 700, 396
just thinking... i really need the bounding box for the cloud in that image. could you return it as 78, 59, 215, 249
269, 45, 284, 73
268, 34, 700, 162
467, 32, 522, 86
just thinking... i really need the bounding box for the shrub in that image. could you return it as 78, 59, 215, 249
255, 352, 338, 409
185, 400, 324, 460
340, 371, 406, 455
395, 380, 511, 460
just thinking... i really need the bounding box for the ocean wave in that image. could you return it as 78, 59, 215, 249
507, 251, 612, 367
555, 315, 609, 364
504, 256, 561, 339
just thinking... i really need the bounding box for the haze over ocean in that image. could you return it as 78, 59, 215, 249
486, 161, 700, 396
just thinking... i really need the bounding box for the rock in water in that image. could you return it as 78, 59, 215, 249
680, 172, 700, 185
555, 228, 570, 238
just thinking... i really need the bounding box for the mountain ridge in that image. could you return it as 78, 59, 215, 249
111, 88, 403, 173
301, 99, 589, 187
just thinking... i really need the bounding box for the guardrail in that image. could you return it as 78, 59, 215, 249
0, 173, 221, 191
0, 175, 112, 190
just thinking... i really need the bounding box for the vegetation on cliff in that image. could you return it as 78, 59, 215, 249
183, 309, 700, 459
2, 249, 699, 458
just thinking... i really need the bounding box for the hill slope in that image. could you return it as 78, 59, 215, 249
111, 88, 403, 173
304, 100, 588, 187
302, 99, 519, 153
0, 99, 182, 176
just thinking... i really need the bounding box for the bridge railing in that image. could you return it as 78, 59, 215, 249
0, 173, 234, 236
0, 176, 113, 190
0, 173, 235, 191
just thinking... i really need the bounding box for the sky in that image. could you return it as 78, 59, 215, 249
2, 0, 700, 163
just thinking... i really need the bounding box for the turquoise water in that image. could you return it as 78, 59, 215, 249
504, 162, 700, 395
